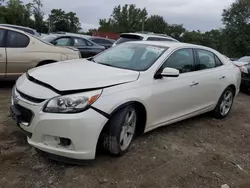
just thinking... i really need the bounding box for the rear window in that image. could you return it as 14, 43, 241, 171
147, 37, 175, 42
115, 34, 143, 45
7, 30, 30, 48
8, 26, 34, 35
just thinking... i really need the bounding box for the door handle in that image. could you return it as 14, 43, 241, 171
190, 81, 199, 87
219, 76, 225, 80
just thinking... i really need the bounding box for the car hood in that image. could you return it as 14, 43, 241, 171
27, 59, 139, 94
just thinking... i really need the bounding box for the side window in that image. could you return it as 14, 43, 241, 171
157, 38, 174, 42
147, 37, 173, 42
86, 40, 93, 46
73, 38, 87, 46
147, 37, 159, 41
162, 48, 195, 73
215, 55, 223, 66
0, 29, 5, 47
196, 49, 217, 70
7, 31, 30, 48
103, 39, 112, 44
91, 38, 99, 43
54, 37, 71, 46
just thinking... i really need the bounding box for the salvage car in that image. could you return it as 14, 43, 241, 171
233, 56, 250, 67
88, 36, 115, 49
240, 63, 250, 90
0, 24, 41, 37
0, 26, 81, 80
11, 41, 241, 160
42, 34, 105, 58
112, 32, 179, 47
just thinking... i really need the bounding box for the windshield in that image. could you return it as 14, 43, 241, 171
115, 34, 143, 45
93, 43, 167, 71
238, 57, 250, 62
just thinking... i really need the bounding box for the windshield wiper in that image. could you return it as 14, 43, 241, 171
87, 57, 94, 62
97, 62, 114, 67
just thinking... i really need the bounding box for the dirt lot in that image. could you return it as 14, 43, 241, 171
1, 83, 250, 188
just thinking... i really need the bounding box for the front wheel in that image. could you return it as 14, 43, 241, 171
212, 87, 234, 119
103, 105, 137, 156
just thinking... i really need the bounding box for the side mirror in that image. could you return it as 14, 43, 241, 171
161, 67, 180, 77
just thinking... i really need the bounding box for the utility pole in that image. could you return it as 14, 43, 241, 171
48, 17, 51, 34
142, 19, 144, 33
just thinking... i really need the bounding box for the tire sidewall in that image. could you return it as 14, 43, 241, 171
106, 105, 137, 155
214, 87, 234, 118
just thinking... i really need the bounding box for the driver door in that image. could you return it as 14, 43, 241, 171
149, 48, 201, 128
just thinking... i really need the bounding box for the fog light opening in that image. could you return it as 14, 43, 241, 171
59, 137, 71, 147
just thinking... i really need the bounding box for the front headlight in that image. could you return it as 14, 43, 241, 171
43, 90, 102, 113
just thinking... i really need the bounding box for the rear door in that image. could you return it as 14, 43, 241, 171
98, 39, 113, 49
6, 30, 31, 79
191, 48, 227, 109
52, 36, 73, 47
73, 37, 101, 58
0, 29, 7, 78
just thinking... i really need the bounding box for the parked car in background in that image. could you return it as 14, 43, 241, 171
112, 32, 179, 47
0, 24, 40, 37
87, 36, 115, 49
240, 63, 250, 90
11, 41, 240, 160
42, 34, 105, 58
0, 26, 81, 80
233, 56, 250, 67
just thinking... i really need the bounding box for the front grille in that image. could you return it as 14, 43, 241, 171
15, 104, 33, 123
17, 89, 45, 103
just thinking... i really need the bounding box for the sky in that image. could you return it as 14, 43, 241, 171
24, 0, 235, 32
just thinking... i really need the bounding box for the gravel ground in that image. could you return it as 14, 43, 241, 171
1, 83, 250, 188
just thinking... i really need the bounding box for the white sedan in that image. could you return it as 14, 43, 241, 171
11, 41, 241, 160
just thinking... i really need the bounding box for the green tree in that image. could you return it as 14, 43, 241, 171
99, 4, 147, 33
3, 0, 33, 26
222, 0, 250, 57
144, 15, 166, 33
181, 30, 204, 45
166, 24, 186, 40
67, 11, 81, 32
48, 9, 81, 33
32, 0, 44, 32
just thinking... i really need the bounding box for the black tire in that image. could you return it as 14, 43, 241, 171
212, 87, 234, 119
103, 105, 137, 156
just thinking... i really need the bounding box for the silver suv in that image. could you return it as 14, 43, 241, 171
113, 32, 179, 46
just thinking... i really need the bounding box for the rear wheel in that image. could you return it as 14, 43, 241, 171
212, 87, 234, 119
103, 105, 137, 156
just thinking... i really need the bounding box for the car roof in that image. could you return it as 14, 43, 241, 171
0, 24, 36, 31
120, 32, 178, 41
0, 26, 31, 35
127, 40, 218, 52
51, 33, 91, 39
